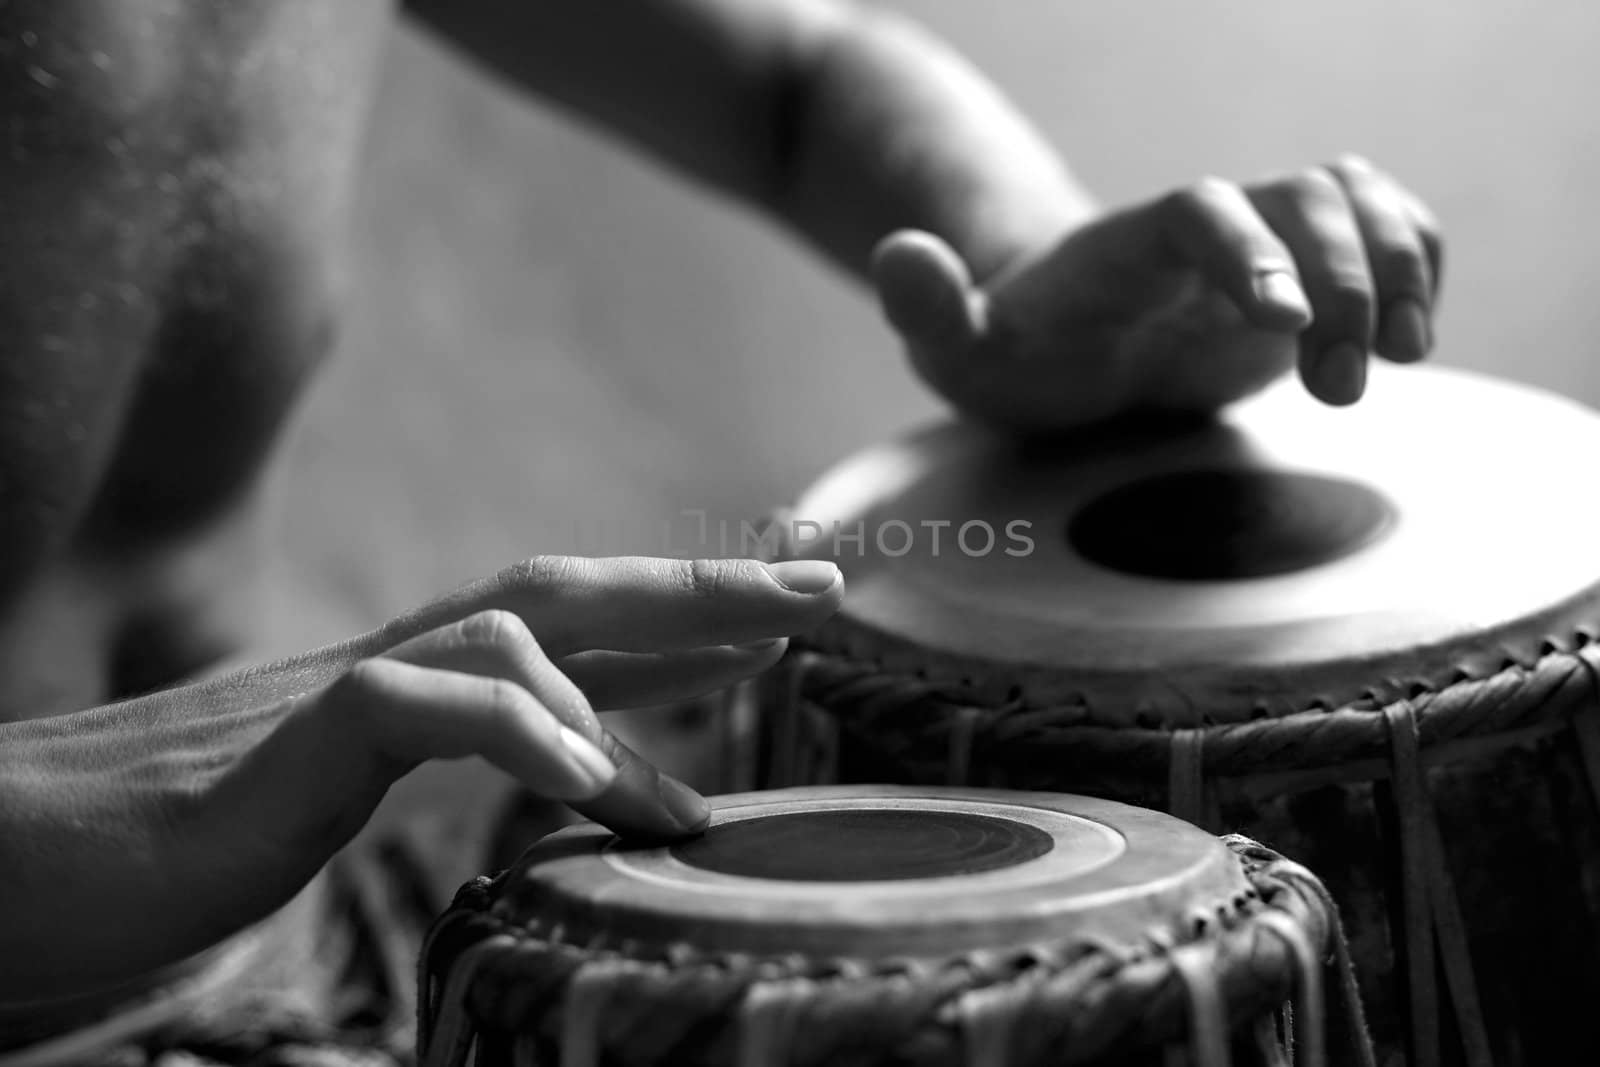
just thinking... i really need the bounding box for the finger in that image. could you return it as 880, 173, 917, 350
1326, 155, 1433, 363
871, 230, 986, 354
1248, 169, 1376, 405
223, 656, 622, 876
384, 609, 598, 730
1156, 177, 1314, 332
558, 639, 787, 709
380, 609, 709, 839
384, 556, 843, 659
317, 658, 616, 801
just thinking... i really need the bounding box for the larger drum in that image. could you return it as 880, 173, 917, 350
741, 364, 1600, 1067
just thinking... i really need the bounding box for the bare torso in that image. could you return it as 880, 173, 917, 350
0, 0, 395, 719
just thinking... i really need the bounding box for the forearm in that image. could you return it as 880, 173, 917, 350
770, 8, 1097, 283
403, 0, 1095, 287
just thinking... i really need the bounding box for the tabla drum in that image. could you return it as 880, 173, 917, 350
736, 364, 1600, 1067
419, 786, 1365, 1067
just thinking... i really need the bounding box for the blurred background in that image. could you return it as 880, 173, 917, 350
258, 1, 1600, 867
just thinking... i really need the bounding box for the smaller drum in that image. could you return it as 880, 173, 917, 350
419, 786, 1366, 1067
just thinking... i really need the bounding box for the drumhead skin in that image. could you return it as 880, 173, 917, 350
785, 364, 1600, 723
490, 786, 1250, 959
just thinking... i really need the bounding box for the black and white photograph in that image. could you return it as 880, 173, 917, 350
0, 3, 1593, 1065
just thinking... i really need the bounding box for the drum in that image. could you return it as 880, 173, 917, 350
419, 786, 1364, 1067
740, 364, 1600, 1067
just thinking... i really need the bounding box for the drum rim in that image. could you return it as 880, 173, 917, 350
484, 786, 1251, 960
778, 363, 1600, 726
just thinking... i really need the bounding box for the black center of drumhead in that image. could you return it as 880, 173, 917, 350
668, 809, 1054, 882
1067, 468, 1394, 581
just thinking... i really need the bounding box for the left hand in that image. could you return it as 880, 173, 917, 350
872, 155, 1442, 433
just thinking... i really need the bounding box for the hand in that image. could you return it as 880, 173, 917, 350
872, 156, 1442, 432
0, 555, 843, 1001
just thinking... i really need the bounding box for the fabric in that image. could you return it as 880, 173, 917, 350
0, 823, 517, 1067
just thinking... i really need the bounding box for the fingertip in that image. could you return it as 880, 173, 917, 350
656, 776, 711, 837
571, 741, 710, 842
1302, 341, 1368, 406
1376, 298, 1432, 363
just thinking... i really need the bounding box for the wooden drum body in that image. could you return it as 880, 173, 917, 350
420, 787, 1356, 1067
743, 365, 1600, 1067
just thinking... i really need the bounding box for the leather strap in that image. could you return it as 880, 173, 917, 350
420, 934, 516, 1067
1569, 649, 1600, 821
739, 978, 813, 1067
957, 976, 1040, 1067
559, 959, 634, 1067
1382, 700, 1439, 1067
948, 705, 985, 787
1169, 940, 1228, 1067
1381, 698, 1495, 1067
1253, 909, 1322, 1067
1168, 728, 1207, 829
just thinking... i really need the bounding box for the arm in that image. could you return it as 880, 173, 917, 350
405, 0, 1442, 429
401, 0, 1089, 282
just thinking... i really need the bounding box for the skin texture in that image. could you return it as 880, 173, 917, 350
0, 0, 1443, 1005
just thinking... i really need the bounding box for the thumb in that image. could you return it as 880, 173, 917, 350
871, 230, 986, 354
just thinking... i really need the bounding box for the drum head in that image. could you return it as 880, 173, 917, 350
491, 786, 1247, 959
787, 365, 1600, 722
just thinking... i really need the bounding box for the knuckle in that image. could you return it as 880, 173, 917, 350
498, 554, 582, 594
1284, 167, 1343, 203
1330, 152, 1375, 177
680, 557, 741, 599
1163, 176, 1235, 217
1190, 174, 1236, 200
458, 608, 535, 655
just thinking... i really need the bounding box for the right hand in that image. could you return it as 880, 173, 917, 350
0, 554, 843, 1002
874, 157, 1442, 432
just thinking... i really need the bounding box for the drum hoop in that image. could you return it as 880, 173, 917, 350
785, 626, 1600, 764
419, 837, 1352, 1067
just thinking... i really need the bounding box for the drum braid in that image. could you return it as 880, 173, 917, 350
784, 643, 1600, 786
